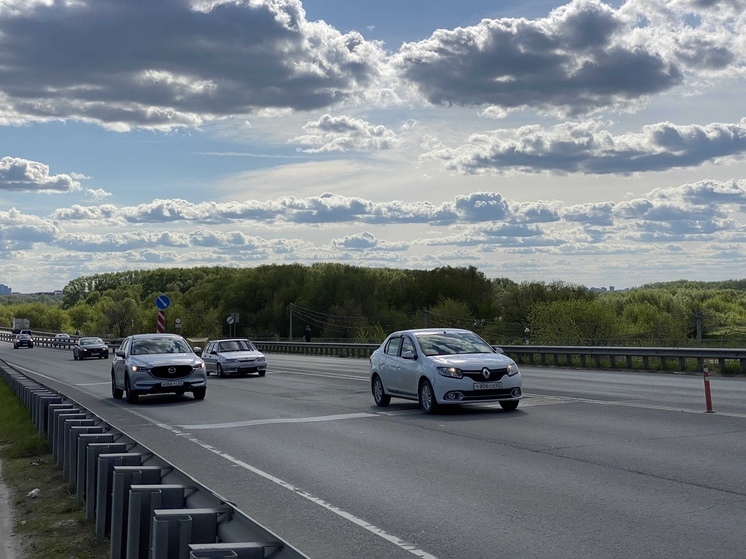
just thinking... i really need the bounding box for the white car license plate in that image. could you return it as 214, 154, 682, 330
161, 380, 184, 387
473, 381, 502, 390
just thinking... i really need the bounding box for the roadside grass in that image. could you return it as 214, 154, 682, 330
0, 378, 109, 559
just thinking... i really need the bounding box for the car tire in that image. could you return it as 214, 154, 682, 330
418, 379, 439, 414
258, 370, 266, 377
499, 400, 519, 411
73, 354, 78, 360
193, 388, 206, 400
217, 364, 224, 378
111, 374, 123, 400
372, 375, 391, 407
125, 376, 139, 404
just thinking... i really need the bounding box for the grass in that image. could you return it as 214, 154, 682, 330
0, 376, 109, 559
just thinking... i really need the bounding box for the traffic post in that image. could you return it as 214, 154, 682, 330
703, 366, 715, 413
155, 295, 170, 333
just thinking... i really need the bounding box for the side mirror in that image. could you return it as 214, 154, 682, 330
401, 349, 417, 360
193, 347, 203, 356
115, 350, 125, 357
492, 346, 504, 354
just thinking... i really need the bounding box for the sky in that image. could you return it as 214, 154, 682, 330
1, 0, 745, 293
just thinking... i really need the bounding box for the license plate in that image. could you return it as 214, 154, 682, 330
473, 382, 502, 390
161, 380, 184, 387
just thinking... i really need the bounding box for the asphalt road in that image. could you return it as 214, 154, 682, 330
1, 344, 745, 559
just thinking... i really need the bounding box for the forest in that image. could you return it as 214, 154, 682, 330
2, 263, 746, 347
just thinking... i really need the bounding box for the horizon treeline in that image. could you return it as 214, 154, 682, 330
2, 264, 746, 346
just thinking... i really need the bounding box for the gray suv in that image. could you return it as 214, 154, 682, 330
111, 333, 206, 403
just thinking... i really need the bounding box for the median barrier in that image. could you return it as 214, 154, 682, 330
0, 362, 310, 559
3, 330, 744, 373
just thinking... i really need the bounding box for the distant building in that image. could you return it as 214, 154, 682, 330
0, 284, 11, 295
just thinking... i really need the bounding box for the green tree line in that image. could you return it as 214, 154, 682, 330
2, 264, 746, 346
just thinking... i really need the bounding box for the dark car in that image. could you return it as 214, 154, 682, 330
73, 337, 109, 360
13, 334, 34, 349
111, 333, 206, 403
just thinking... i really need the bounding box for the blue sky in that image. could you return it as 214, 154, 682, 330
1, 0, 745, 293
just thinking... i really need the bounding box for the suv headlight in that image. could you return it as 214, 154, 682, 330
506, 363, 520, 376
437, 366, 463, 379
194, 362, 206, 371
130, 365, 150, 373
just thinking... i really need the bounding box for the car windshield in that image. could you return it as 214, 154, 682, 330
416, 331, 494, 356
131, 337, 191, 355
80, 337, 103, 345
217, 340, 255, 352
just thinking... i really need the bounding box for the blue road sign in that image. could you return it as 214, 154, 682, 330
155, 295, 171, 310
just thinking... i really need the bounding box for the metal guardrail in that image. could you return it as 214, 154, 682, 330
3, 331, 745, 374
0, 361, 310, 559
249, 341, 746, 375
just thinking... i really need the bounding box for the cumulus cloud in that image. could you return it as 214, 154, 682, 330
292, 114, 401, 153
393, 0, 745, 116
423, 119, 746, 175
0, 157, 81, 192
0, 0, 386, 130
331, 231, 408, 251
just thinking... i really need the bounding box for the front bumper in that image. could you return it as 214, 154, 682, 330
131, 374, 207, 394
433, 373, 523, 404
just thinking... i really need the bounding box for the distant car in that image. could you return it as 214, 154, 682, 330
20, 329, 32, 336
202, 338, 267, 377
73, 337, 109, 360
369, 328, 522, 414
111, 333, 206, 403
13, 333, 34, 349
53, 333, 72, 347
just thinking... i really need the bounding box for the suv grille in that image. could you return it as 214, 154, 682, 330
151, 365, 194, 379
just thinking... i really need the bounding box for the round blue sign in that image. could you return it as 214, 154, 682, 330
155, 295, 171, 310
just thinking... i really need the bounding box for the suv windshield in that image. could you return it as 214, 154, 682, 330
131, 337, 191, 355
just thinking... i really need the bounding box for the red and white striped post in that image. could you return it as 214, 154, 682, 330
156, 309, 166, 333
703, 366, 714, 413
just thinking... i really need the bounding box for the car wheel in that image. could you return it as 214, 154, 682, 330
418, 379, 439, 414
499, 400, 519, 411
192, 388, 206, 400
104, 354, 109, 359
125, 376, 139, 404
372, 375, 391, 407
111, 373, 123, 400
216, 364, 224, 378
73, 353, 78, 360
258, 370, 266, 377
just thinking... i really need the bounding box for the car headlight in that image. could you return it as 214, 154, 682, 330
130, 365, 150, 373
506, 363, 520, 376
194, 362, 206, 371
437, 366, 463, 379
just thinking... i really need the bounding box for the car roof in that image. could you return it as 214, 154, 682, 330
388, 328, 474, 336
210, 338, 251, 343
128, 333, 184, 339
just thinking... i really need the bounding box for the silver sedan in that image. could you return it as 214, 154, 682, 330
369, 328, 522, 413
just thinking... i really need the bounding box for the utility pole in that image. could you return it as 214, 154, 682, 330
289, 303, 294, 341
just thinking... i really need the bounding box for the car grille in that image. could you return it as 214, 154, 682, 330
463, 367, 509, 382
150, 365, 195, 379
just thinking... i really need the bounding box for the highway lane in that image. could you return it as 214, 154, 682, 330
1, 344, 745, 559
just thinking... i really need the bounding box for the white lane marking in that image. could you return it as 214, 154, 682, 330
155, 421, 439, 559
75, 382, 110, 386
178, 412, 377, 430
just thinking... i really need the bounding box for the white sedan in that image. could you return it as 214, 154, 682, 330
369, 328, 522, 413
202, 338, 267, 377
